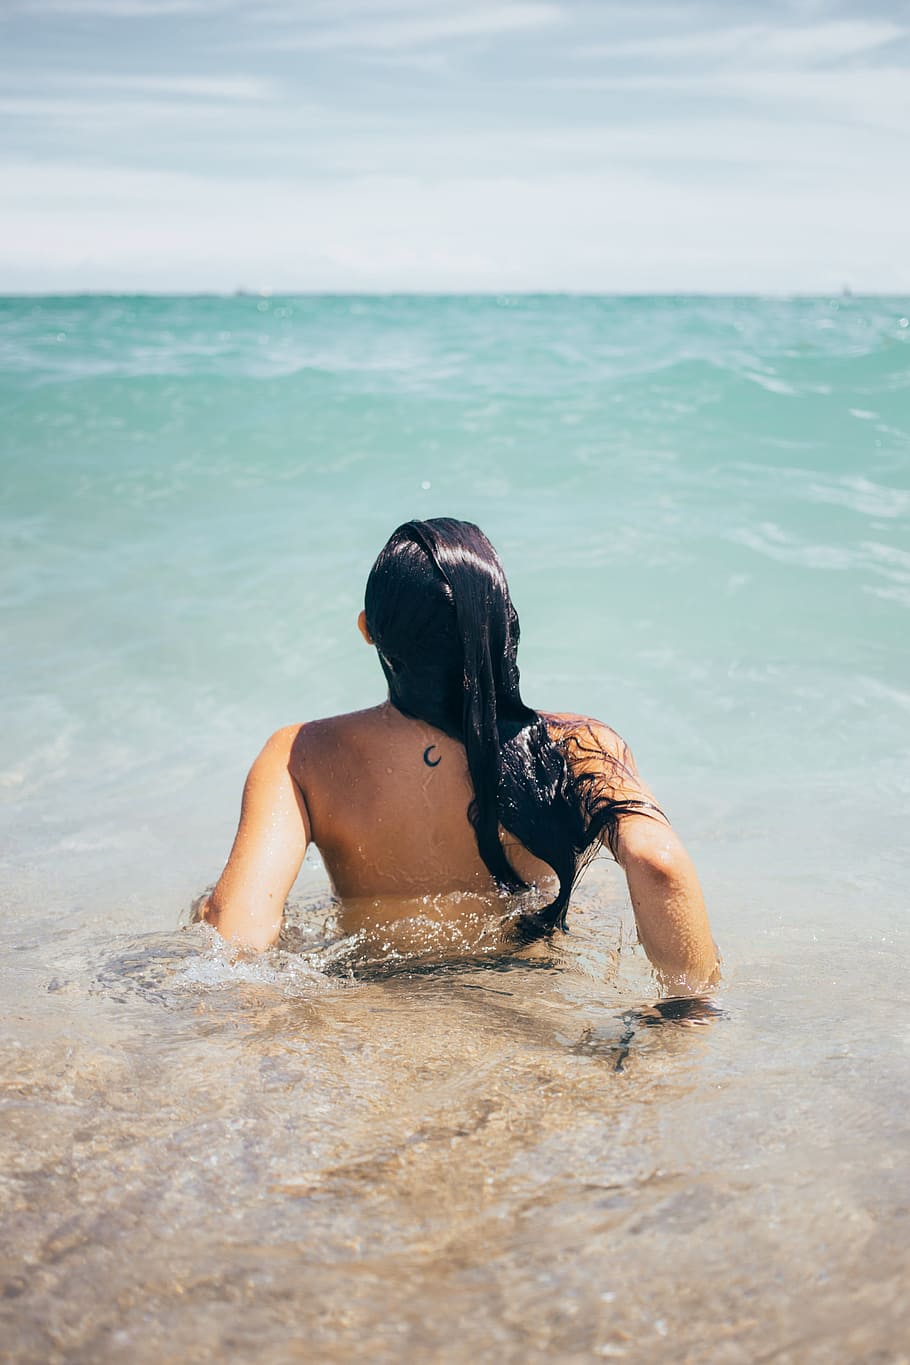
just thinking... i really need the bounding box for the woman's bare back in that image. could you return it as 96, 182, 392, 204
291, 702, 556, 916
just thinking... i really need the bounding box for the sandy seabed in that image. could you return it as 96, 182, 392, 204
2, 841, 909, 1365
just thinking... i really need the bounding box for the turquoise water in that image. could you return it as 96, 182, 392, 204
3, 295, 908, 910
2, 295, 909, 1360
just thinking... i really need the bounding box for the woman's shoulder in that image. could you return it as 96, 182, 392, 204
259, 708, 390, 785
276, 705, 390, 748
538, 711, 634, 768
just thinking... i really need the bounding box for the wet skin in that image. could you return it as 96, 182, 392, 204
202, 615, 719, 994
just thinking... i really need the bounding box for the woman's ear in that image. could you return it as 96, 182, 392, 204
357, 610, 374, 645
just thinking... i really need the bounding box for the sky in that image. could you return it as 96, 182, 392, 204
1, 0, 909, 293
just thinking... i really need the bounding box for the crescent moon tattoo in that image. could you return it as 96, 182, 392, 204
423, 745, 442, 767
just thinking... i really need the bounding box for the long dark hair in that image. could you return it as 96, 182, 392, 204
364, 518, 647, 937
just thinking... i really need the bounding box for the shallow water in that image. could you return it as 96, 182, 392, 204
2, 294, 909, 1361
4, 855, 909, 1363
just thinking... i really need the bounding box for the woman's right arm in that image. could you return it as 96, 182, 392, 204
201, 725, 311, 952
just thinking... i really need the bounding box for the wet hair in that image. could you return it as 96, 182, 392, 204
364, 518, 656, 938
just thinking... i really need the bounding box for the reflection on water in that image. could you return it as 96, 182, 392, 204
3, 866, 908, 1363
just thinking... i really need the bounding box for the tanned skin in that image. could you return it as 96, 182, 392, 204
202, 612, 719, 993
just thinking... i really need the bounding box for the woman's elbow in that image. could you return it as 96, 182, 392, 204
617, 819, 689, 879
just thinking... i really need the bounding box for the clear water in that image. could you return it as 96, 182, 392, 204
2, 294, 909, 1361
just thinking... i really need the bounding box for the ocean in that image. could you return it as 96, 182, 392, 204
2, 294, 909, 1361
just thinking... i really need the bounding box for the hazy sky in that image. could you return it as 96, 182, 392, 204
2, 0, 909, 292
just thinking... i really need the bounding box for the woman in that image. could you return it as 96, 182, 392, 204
201, 518, 718, 991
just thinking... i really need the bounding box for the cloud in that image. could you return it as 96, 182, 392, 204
3, 0, 909, 292
541, 63, 910, 132
292, 114, 909, 185
574, 19, 906, 67
7, 0, 234, 15
268, 3, 563, 51
2, 159, 907, 294
3, 72, 275, 101
83, 73, 275, 100
0, 95, 267, 125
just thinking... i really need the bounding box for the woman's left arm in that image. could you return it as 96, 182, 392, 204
201, 725, 311, 951
613, 813, 719, 994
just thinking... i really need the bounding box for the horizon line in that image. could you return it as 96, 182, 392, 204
3, 288, 910, 301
